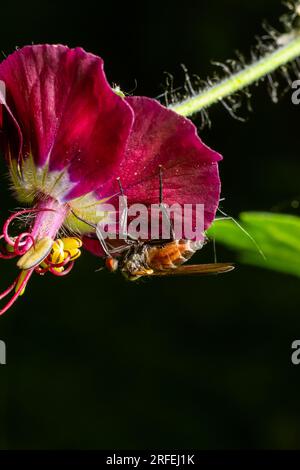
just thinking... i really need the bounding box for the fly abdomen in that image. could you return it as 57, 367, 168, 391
146, 239, 204, 271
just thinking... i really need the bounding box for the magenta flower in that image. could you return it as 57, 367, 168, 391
0, 44, 133, 313
0, 44, 221, 314
83, 96, 222, 256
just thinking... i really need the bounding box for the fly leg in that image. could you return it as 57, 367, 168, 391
159, 165, 175, 241
70, 209, 116, 258
116, 177, 138, 243
116, 177, 128, 241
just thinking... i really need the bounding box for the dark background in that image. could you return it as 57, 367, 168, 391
0, 0, 300, 450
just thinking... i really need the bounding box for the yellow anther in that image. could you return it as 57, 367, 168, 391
41, 237, 82, 268
60, 237, 82, 261
17, 237, 53, 270
61, 237, 82, 250
50, 239, 65, 264
68, 250, 81, 261
52, 266, 64, 273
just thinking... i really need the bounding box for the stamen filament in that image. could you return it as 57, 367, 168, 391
46, 254, 71, 268
49, 261, 74, 276
0, 279, 17, 300
0, 269, 33, 316
3, 208, 55, 247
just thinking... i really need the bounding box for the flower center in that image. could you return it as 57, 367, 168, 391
0, 196, 82, 315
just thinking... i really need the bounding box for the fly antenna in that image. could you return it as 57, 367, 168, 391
215, 207, 266, 260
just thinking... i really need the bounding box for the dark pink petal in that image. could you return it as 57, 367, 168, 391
83, 236, 105, 257
98, 96, 221, 231
0, 45, 134, 200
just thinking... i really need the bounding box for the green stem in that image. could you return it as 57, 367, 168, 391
171, 33, 300, 117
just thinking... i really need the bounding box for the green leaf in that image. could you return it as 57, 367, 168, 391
207, 212, 300, 278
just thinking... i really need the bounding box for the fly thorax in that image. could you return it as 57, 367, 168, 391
123, 252, 147, 274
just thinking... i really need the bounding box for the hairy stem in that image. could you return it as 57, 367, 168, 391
171, 33, 300, 117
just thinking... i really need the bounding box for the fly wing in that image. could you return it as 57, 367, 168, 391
147, 263, 235, 276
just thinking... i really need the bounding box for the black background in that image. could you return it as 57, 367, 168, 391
0, 0, 300, 450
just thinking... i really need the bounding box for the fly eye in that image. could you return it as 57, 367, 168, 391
105, 257, 118, 272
